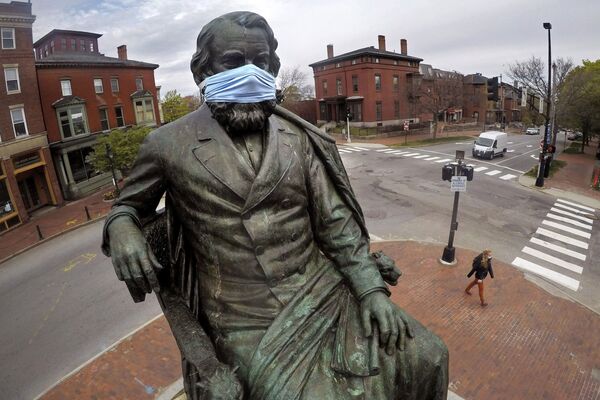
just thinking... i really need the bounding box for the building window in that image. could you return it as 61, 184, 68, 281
375, 74, 381, 91
50, 40, 55, 53
80, 39, 86, 51
10, 108, 28, 137
352, 75, 358, 92
67, 147, 99, 183
376, 101, 382, 121
134, 98, 155, 124
393, 75, 399, 92
99, 108, 109, 131
393, 60, 398, 65
44, 45, 48, 57
90, 42, 94, 52
335, 63, 341, 68
1, 28, 15, 49
61, 38, 66, 50
4, 67, 20, 94
319, 102, 327, 120
336, 79, 342, 96
394, 100, 400, 118
70, 39, 76, 51
93, 78, 103, 94
61, 80, 72, 96
57, 106, 88, 138
135, 78, 143, 91
349, 102, 362, 122
110, 78, 119, 93
115, 106, 125, 127
374, 58, 380, 64
322, 80, 328, 96
352, 59, 357, 65
0, 179, 16, 220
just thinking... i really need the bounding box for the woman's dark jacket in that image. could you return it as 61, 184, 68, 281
467, 253, 494, 280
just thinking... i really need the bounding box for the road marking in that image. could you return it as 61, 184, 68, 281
344, 147, 363, 152
536, 228, 589, 249
529, 237, 587, 261
506, 149, 515, 153
499, 174, 516, 180
338, 149, 351, 154
526, 145, 533, 148
508, 141, 514, 144
413, 155, 430, 159
63, 253, 98, 272
541, 220, 591, 239
402, 153, 421, 157
521, 246, 583, 274
485, 170, 502, 176
28, 282, 68, 345
549, 207, 594, 224
390, 151, 410, 155
553, 202, 594, 216
435, 158, 452, 163
376, 148, 391, 152
546, 213, 592, 230
473, 166, 488, 172
511, 257, 579, 291
556, 198, 596, 213
424, 157, 440, 161
382, 149, 398, 153
349, 146, 369, 151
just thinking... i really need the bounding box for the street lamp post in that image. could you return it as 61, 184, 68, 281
105, 143, 120, 197
535, 22, 552, 187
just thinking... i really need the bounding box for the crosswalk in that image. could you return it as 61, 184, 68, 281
511, 198, 596, 292
336, 145, 370, 154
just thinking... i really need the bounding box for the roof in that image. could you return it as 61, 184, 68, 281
36, 52, 159, 69
419, 64, 462, 80
52, 95, 86, 108
309, 45, 422, 67
463, 73, 488, 85
34, 29, 103, 47
131, 90, 154, 98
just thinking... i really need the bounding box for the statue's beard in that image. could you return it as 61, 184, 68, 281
207, 100, 277, 135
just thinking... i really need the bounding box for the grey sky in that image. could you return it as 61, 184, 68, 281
30, 0, 600, 97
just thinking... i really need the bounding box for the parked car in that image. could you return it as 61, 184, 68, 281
567, 131, 583, 140
526, 127, 540, 135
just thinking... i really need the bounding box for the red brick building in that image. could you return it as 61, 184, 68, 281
310, 35, 422, 127
34, 29, 160, 199
0, 1, 63, 232
462, 73, 488, 123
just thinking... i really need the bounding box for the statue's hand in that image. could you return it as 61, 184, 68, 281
360, 291, 414, 355
107, 216, 162, 294
372, 250, 402, 286
197, 364, 244, 400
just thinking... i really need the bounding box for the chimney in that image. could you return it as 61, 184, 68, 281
327, 44, 334, 59
400, 39, 407, 55
117, 45, 128, 60
378, 35, 386, 51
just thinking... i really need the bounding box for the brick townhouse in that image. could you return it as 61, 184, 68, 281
0, 1, 63, 232
34, 29, 160, 199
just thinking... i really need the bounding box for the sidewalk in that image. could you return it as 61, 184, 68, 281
38, 240, 600, 400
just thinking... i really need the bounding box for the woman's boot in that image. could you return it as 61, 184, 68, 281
478, 282, 487, 306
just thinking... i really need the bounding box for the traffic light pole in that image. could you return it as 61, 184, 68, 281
346, 115, 351, 143
441, 191, 460, 264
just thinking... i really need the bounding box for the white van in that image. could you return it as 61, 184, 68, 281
472, 131, 507, 160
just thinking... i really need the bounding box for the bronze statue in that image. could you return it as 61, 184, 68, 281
102, 11, 448, 400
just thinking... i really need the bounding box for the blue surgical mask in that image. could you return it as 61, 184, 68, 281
201, 64, 276, 103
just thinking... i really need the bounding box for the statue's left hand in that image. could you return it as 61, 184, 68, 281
197, 364, 244, 400
360, 291, 414, 355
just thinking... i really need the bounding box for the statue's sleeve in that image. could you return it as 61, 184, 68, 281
101, 132, 166, 256
304, 135, 389, 300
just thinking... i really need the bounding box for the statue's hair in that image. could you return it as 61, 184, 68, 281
190, 11, 281, 86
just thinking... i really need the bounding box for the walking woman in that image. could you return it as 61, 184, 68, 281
465, 249, 494, 306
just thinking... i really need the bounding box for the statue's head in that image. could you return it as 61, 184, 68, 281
190, 11, 281, 86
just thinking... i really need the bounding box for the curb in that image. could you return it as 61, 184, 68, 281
0, 216, 107, 266
517, 174, 600, 210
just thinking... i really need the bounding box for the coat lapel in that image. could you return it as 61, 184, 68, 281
243, 116, 294, 212
191, 106, 254, 200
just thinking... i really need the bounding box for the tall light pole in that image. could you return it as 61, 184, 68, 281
535, 22, 552, 187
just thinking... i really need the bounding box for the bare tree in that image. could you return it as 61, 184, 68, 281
277, 66, 314, 103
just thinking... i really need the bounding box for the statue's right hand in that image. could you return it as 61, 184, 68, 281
197, 364, 244, 400
107, 216, 162, 294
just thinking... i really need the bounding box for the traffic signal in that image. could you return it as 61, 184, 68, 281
487, 77, 499, 101
462, 165, 474, 181
442, 164, 454, 181
346, 107, 353, 121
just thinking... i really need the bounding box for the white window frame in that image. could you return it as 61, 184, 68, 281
99, 108, 110, 131
93, 78, 103, 94
133, 97, 155, 125
110, 78, 119, 93
114, 106, 125, 127
61, 79, 72, 96
4, 67, 20, 94
1, 28, 15, 50
57, 105, 89, 139
9, 107, 28, 138
135, 78, 143, 91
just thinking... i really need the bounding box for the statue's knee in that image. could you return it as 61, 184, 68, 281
415, 330, 448, 368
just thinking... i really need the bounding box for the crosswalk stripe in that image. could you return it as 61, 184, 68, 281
413, 155, 430, 159
382, 149, 398, 153
485, 170, 502, 176
390, 151, 409, 155
541, 220, 591, 239
376, 148, 391, 152
536, 228, 589, 249
424, 157, 440, 161
474, 166, 488, 172
529, 237, 587, 261
350, 146, 369, 151
338, 149, 351, 154
511, 257, 580, 291
343, 147, 362, 152
549, 207, 594, 224
521, 246, 583, 274
507, 150, 515, 153
508, 141, 514, 144
553, 202, 594, 216
556, 198, 596, 212
435, 158, 452, 163
546, 213, 592, 230
402, 153, 421, 157
499, 174, 516, 180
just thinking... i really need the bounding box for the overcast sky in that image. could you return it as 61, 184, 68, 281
30, 0, 600, 97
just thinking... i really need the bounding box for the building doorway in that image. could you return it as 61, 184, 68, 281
18, 176, 41, 211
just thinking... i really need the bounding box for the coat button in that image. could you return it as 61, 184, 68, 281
290, 232, 299, 241
268, 278, 277, 287
255, 245, 264, 255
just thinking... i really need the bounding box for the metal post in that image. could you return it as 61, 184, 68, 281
536, 23, 552, 187
551, 63, 558, 147
105, 143, 120, 196
36, 225, 43, 241
441, 156, 463, 264
346, 116, 351, 143
84, 205, 91, 221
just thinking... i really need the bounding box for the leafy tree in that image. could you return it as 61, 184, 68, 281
556, 59, 600, 152
88, 125, 153, 176
162, 89, 191, 123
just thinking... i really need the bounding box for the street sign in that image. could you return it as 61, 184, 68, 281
450, 176, 467, 192
403, 120, 409, 131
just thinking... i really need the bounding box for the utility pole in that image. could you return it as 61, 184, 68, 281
536, 22, 552, 187
105, 143, 120, 197
550, 63, 558, 147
